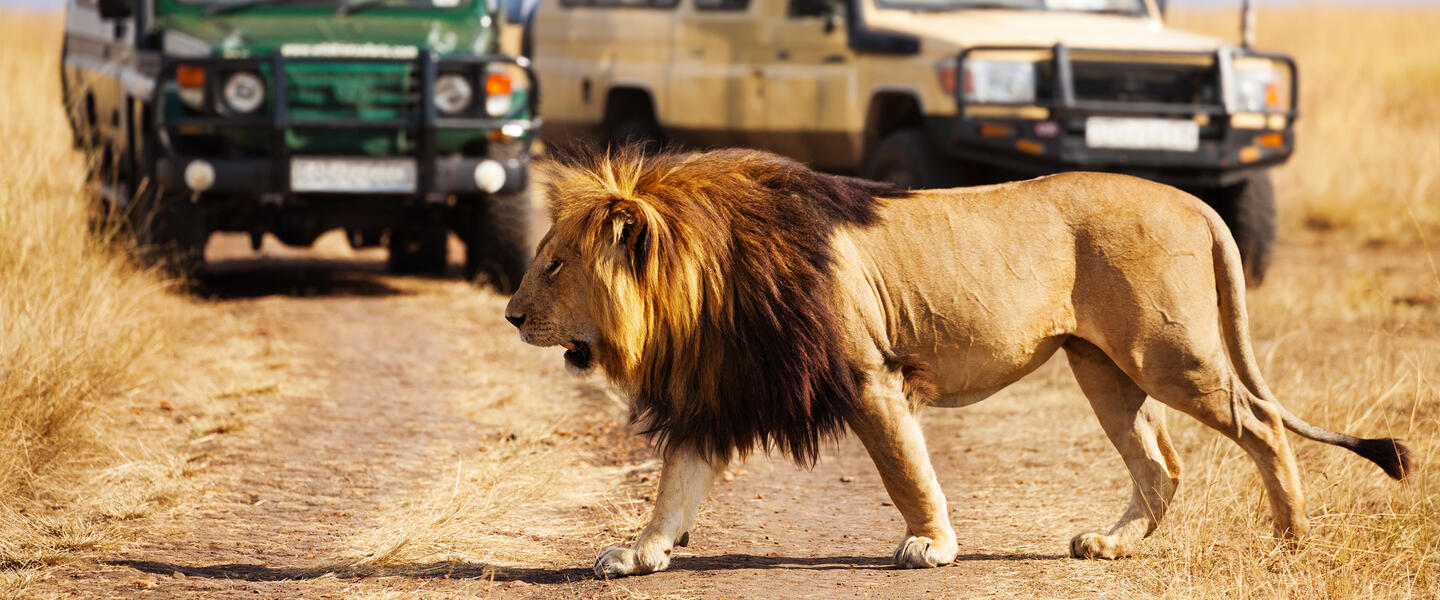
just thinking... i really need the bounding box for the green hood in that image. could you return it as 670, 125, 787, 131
156, 4, 493, 58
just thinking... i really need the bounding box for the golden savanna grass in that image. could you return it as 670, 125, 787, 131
1169, 6, 1440, 244
0, 9, 243, 578
0, 5, 1436, 600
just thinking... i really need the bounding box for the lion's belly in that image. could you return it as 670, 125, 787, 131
839, 187, 1080, 405
892, 303, 1074, 407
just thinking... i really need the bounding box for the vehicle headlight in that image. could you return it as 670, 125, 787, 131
1232, 58, 1289, 113
434, 74, 474, 115
962, 59, 1036, 104
221, 72, 265, 114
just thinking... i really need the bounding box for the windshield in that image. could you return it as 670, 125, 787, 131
875, 0, 1148, 15
180, 0, 469, 7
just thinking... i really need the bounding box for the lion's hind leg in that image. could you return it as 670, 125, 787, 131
1064, 339, 1182, 559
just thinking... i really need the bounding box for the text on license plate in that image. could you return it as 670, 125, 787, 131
291, 158, 417, 193
1084, 117, 1199, 152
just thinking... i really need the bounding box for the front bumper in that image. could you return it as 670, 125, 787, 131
151, 52, 539, 201
154, 155, 529, 198
940, 45, 1297, 188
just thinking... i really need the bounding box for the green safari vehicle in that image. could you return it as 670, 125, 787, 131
62, 0, 537, 290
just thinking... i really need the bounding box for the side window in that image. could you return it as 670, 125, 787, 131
789, 0, 838, 17
696, 0, 747, 10
561, 0, 679, 7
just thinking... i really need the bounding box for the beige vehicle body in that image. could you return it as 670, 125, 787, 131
531, 0, 1297, 282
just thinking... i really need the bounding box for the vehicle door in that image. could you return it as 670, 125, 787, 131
751, 0, 854, 167
666, 0, 760, 148
63, 0, 134, 171
534, 0, 676, 137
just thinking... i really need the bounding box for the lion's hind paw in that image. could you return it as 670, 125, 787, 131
893, 535, 958, 569
1069, 532, 1126, 559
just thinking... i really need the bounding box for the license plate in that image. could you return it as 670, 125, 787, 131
290, 158, 417, 193
1085, 117, 1199, 152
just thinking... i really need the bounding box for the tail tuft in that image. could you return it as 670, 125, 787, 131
1353, 437, 1414, 481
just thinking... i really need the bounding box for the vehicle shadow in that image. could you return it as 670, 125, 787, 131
195, 257, 416, 300
193, 231, 476, 299
111, 551, 1066, 585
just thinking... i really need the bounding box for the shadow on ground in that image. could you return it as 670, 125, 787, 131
111, 552, 1066, 585
195, 257, 446, 299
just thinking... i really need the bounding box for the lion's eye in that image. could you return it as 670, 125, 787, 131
545, 259, 563, 276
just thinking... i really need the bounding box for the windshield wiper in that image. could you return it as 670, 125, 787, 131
334, 0, 384, 16
205, 0, 325, 16
908, 2, 1040, 13
335, 0, 430, 16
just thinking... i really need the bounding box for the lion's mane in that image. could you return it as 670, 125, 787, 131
540, 147, 907, 464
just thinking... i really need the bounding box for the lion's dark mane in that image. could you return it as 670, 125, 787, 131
543, 147, 907, 465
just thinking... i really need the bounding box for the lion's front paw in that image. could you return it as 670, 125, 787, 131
893, 535, 958, 569
1069, 532, 1124, 559
593, 546, 670, 578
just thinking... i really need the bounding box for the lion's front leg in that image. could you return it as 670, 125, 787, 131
594, 445, 726, 578
849, 382, 959, 569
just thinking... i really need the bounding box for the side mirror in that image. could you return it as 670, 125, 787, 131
823, 3, 842, 35
98, 0, 134, 19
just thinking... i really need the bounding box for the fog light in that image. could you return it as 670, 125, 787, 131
474, 160, 506, 193
184, 160, 215, 191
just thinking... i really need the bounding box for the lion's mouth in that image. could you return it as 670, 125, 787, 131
561, 341, 592, 370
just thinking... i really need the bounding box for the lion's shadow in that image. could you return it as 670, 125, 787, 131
111, 552, 1066, 585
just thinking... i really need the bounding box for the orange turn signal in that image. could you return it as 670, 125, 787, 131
176, 64, 206, 88
1258, 132, 1285, 148
485, 72, 513, 96
979, 123, 1013, 138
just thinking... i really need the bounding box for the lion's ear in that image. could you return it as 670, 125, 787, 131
608, 204, 652, 279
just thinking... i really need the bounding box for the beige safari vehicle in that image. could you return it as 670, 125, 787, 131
531, 0, 1296, 283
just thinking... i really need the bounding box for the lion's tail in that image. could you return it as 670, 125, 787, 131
1204, 205, 1413, 481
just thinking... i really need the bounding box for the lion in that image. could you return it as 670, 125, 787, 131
504, 147, 1412, 577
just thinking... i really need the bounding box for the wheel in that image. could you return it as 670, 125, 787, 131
129, 186, 208, 279
608, 115, 664, 155
862, 129, 966, 190
461, 191, 533, 294
387, 225, 449, 276
1201, 170, 1276, 287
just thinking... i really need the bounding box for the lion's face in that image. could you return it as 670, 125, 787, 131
505, 234, 601, 373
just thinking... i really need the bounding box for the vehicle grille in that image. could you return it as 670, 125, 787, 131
283, 63, 417, 121
1068, 59, 1220, 107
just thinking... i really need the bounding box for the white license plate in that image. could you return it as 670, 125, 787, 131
1085, 117, 1200, 152
291, 158, 417, 193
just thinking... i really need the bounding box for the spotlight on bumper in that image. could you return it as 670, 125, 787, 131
184, 160, 215, 192
474, 159, 506, 194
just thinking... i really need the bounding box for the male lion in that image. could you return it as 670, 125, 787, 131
504, 148, 1411, 577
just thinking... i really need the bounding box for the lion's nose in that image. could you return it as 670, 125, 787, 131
505, 313, 526, 328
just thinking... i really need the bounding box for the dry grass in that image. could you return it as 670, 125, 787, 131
0, 4, 1437, 600
1168, 6, 1440, 245
0, 10, 253, 580
1122, 10, 1440, 596
1108, 246, 1440, 598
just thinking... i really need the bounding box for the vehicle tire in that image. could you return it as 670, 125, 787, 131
1202, 170, 1276, 287
462, 191, 533, 294
387, 225, 450, 276
862, 129, 965, 190
608, 116, 664, 155
129, 186, 208, 279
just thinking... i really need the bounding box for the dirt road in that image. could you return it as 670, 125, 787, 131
30, 235, 1435, 599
